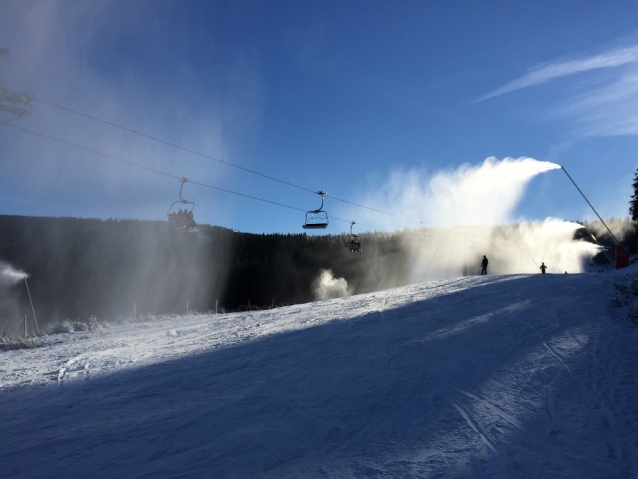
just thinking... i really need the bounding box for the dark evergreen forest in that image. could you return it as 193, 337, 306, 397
0, 214, 626, 333
0, 215, 410, 328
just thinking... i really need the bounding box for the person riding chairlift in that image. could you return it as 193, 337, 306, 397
350, 242, 361, 253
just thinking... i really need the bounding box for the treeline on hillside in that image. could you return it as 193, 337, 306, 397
223, 231, 409, 308
0, 215, 410, 330
0, 215, 630, 332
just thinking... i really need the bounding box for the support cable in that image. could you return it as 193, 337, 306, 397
36, 98, 390, 215
4, 123, 180, 180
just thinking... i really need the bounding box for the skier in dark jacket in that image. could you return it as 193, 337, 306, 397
540, 262, 547, 274
481, 255, 488, 275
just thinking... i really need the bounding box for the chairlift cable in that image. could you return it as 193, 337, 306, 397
189, 179, 306, 213
35, 97, 391, 216
1, 122, 354, 224
2, 123, 180, 180
1, 115, 23, 125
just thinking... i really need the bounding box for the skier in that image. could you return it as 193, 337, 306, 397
481, 255, 488, 275
540, 262, 547, 274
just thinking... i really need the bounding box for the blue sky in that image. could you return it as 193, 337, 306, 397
1, 0, 638, 234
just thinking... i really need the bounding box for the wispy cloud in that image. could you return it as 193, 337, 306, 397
476, 45, 638, 102
476, 44, 638, 137
552, 73, 638, 136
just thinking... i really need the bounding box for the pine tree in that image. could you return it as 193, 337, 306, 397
631, 169, 638, 221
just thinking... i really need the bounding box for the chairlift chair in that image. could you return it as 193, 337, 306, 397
302, 191, 329, 229
0, 82, 34, 121
167, 177, 197, 231
344, 221, 362, 253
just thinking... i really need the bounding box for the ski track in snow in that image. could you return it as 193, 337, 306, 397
2, 272, 638, 478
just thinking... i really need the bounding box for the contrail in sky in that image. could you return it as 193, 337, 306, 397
476, 45, 638, 102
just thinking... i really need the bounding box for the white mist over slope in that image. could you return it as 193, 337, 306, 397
312, 268, 352, 300
408, 219, 602, 282
353, 157, 600, 281
588, 217, 635, 243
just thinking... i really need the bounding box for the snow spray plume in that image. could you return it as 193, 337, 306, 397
0, 261, 27, 288
352, 157, 598, 281
1, 2, 235, 321
312, 269, 352, 300
0, 261, 28, 335
356, 157, 561, 230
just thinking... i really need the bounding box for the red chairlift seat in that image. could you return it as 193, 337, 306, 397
344, 221, 362, 252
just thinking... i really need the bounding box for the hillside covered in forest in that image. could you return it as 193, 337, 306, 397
0, 215, 410, 332
1, 214, 629, 334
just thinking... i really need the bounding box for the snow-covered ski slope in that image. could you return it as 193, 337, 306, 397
2, 272, 638, 478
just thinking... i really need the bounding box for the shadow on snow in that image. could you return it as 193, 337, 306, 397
0, 274, 624, 478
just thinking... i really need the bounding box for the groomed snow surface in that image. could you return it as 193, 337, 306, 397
2, 271, 638, 478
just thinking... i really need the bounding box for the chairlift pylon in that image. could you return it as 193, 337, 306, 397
167, 177, 197, 231
344, 221, 362, 253
302, 190, 329, 229
411, 222, 429, 246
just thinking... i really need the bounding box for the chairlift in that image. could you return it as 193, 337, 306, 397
302, 190, 329, 229
411, 231, 429, 246
0, 50, 34, 121
167, 177, 197, 231
344, 221, 362, 253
